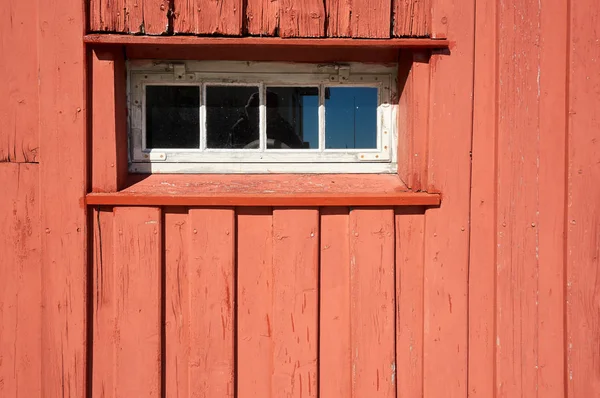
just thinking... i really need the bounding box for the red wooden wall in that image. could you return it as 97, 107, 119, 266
0, 0, 599, 397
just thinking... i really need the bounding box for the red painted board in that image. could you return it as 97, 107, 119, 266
271, 209, 320, 397
91, 48, 128, 192
246, 0, 279, 36
566, 0, 600, 395
237, 208, 274, 398
395, 208, 425, 398
96, 206, 162, 396
319, 208, 352, 398
350, 208, 396, 398
39, 0, 88, 394
350, 0, 392, 38
0, 0, 39, 162
393, 0, 431, 37
186, 208, 235, 396
0, 164, 41, 397
176, 0, 243, 35
279, 0, 324, 37
143, 0, 170, 35
326, 0, 352, 37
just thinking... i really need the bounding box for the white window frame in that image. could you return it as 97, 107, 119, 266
128, 60, 398, 174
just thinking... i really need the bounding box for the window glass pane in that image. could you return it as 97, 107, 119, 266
146, 85, 200, 149
325, 87, 378, 149
206, 85, 259, 149
266, 87, 319, 149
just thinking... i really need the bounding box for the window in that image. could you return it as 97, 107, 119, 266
128, 61, 398, 173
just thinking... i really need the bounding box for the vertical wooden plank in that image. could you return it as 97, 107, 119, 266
91, 48, 128, 192
468, 0, 497, 395
0, 0, 39, 162
0, 164, 41, 397
187, 209, 235, 396
350, 0, 392, 38
350, 208, 396, 398
536, 0, 568, 395
393, 0, 431, 37
246, 0, 280, 36
567, 0, 600, 396
126, 0, 144, 33
326, 0, 352, 37
164, 208, 190, 397
143, 0, 170, 34
237, 208, 274, 398
194, 0, 243, 35
423, 0, 473, 396
429, 0, 448, 38
272, 209, 319, 398
279, 0, 324, 37
39, 0, 87, 394
91, 207, 116, 397
320, 208, 352, 398
395, 208, 424, 398
173, 0, 197, 33
110, 207, 162, 396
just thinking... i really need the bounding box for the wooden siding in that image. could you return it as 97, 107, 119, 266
90, 0, 431, 37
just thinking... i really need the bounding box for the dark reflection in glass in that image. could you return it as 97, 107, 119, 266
325, 87, 378, 149
146, 86, 200, 149
266, 87, 318, 149
207, 85, 259, 149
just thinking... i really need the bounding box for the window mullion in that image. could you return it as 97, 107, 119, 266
259, 83, 266, 152
200, 83, 206, 151
318, 83, 325, 152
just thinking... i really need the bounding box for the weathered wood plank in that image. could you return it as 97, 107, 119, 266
246, 0, 279, 35
279, 0, 324, 37
393, 0, 431, 37
91, 48, 128, 192
395, 208, 425, 398
326, 0, 352, 37
350, 208, 396, 398
237, 208, 274, 398
350, 0, 392, 38
194, 0, 243, 35
0, 163, 41, 397
0, 0, 39, 162
567, 0, 600, 395
320, 208, 352, 398
39, 0, 88, 394
186, 208, 236, 396
143, 0, 170, 34
422, 0, 473, 396
164, 208, 190, 397
91, 207, 116, 397
89, 0, 169, 33
272, 209, 319, 398
173, 0, 197, 33
108, 207, 162, 396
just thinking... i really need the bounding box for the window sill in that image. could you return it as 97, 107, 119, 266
86, 174, 440, 207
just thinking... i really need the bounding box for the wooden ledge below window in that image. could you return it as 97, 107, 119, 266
86, 174, 441, 207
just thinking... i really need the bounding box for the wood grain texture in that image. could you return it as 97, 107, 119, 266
194, 0, 243, 35
468, 0, 497, 395
422, 0, 473, 396
96, 206, 162, 396
39, 0, 88, 394
350, 0, 392, 38
246, 0, 279, 36
279, 0, 324, 37
143, 0, 170, 34
393, 0, 431, 37
320, 208, 352, 398
164, 208, 190, 397
0, 0, 39, 162
89, 0, 169, 33
91, 48, 128, 192
326, 0, 352, 37
237, 208, 274, 398
272, 209, 319, 398
173, 0, 197, 33
0, 164, 41, 397
350, 208, 396, 398
566, 0, 600, 395
395, 208, 424, 398
187, 208, 235, 396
